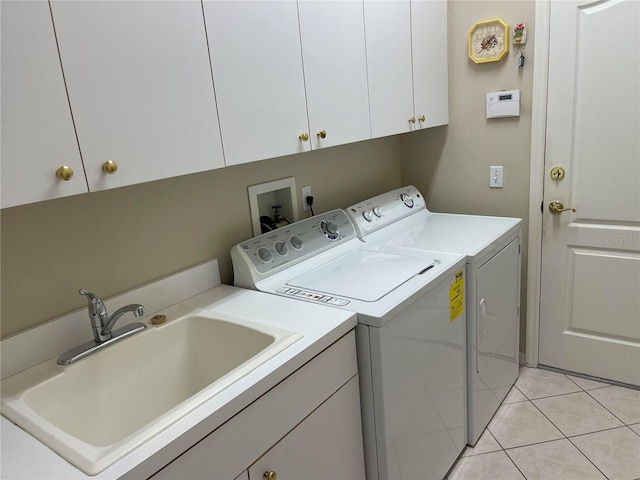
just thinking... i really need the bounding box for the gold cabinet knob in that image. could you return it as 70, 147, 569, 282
317, 129, 327, 139
418, 115, 426, 122
102, 160, 118, 174
548, 200, 576, 215
299, 132, 309, 142
408, 117, 416, 124
55, 165, 74, 181
263, 471, 277, 480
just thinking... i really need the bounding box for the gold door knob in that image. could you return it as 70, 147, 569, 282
408, 117, 416, 124
102, 160, 118, 174
55, 165, 74, 181
263, 471, 277, 480
550, 166, 565, 180
317, 129, 327, 139
549, 200, 576, 214
299, 132, 309, 142
418, 115, 426, 122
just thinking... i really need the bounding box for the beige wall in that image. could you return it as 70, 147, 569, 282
400, 0, 535, 352
1, 137, 402, 337
1, 0, 537, 352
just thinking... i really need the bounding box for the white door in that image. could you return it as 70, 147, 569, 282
203, 1, 311, 166
363, 0, 414, 138
539, 0, 640, 386
1, 0, 87, 208
411, 0, 449, 129
298, 0, 371, 150
50, 0, 224, 191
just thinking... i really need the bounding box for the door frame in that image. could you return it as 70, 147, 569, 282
525, 0, 551, 368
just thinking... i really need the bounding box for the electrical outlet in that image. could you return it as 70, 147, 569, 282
301, 185, 312, 211
490, 166, 504, 188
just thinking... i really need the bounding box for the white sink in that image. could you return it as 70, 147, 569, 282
0, 304, 302, 475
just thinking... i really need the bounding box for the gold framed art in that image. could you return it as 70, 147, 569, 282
468, 19, 509, 64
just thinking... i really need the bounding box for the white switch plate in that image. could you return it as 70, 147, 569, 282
490, 166, 504, 188
301, 185, 312, 211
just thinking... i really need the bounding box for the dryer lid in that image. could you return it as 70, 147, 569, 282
287, 248, 435, 302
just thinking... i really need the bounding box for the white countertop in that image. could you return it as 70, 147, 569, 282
1, 285, 357, 479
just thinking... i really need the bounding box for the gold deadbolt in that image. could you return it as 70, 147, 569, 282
55, 165, 74, 181
550, 166, 565, 180
102, 160, 118, 174
263, 471, 277, 480
299, 132, 309, 142
418, 115, 426, 122
549, 200, 576, 215
408, 117, 416, 124
317, 129, 327, 139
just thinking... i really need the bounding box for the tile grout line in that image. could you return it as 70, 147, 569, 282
584, 387, 633, 426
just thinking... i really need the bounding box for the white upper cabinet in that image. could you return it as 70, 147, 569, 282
364, 0, 414, 138
203, 1, 310, 166
49, 0, 224, 191
364, 0, 449, 135
1, 0, 87, 208
411, 0, 449, 129
298, 0, 371, 150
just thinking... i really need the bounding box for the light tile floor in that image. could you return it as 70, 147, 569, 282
447, 367, 640, 480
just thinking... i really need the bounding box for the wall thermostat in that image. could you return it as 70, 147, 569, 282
486, 89, 520, 118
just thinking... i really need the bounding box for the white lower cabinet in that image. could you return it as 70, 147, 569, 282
247, 376, 364, 480
150, 331, 364, 480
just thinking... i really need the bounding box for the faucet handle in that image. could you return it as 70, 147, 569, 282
79, 289, 107, 316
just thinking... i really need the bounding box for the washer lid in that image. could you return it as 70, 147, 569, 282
287, 248, 435, 302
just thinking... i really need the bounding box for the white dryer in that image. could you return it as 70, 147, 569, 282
346, 186, 521, 445
232, 210, 467, 480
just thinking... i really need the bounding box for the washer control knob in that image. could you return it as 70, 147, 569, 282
373, 206, 383, 218
289, 235, 303, 250
257, 246, 273, 263
320, 219, 340, 240
400, 192, 414, 208
274, 240, 288, 256
363, 210, 373, 222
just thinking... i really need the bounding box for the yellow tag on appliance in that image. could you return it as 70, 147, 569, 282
449, 269, 464, 322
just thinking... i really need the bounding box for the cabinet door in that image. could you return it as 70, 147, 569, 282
298, 0, 371, 150
1, 0, 87, 208
411, 0, 449, 129
49, 0, 224, 191
248, 376, 365, 480
364, 0, 414, 138
203, 1, 310, 166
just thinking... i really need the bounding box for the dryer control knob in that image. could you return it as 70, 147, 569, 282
400, 192, 414, 208
373, 206, 383, 218
363, 210, 373, 222
257, 246, 273, 263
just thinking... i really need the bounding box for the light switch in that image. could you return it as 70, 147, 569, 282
490, 166, 504, 188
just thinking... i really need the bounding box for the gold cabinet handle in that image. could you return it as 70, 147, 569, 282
418, 115, 426, 122
102, 160, 118, 174
317, 129, 327, 139
408, 117, 416, 124
299, 132, 309, 142
548, 200, 576, 214
55, 165, 74, 181
263, 471, 277, 480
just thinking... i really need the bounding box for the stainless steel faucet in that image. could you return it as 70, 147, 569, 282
57, 289, 147, 365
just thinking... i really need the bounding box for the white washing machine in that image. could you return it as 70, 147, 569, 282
232, 210, 467, 480
346, 186, 521, 446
